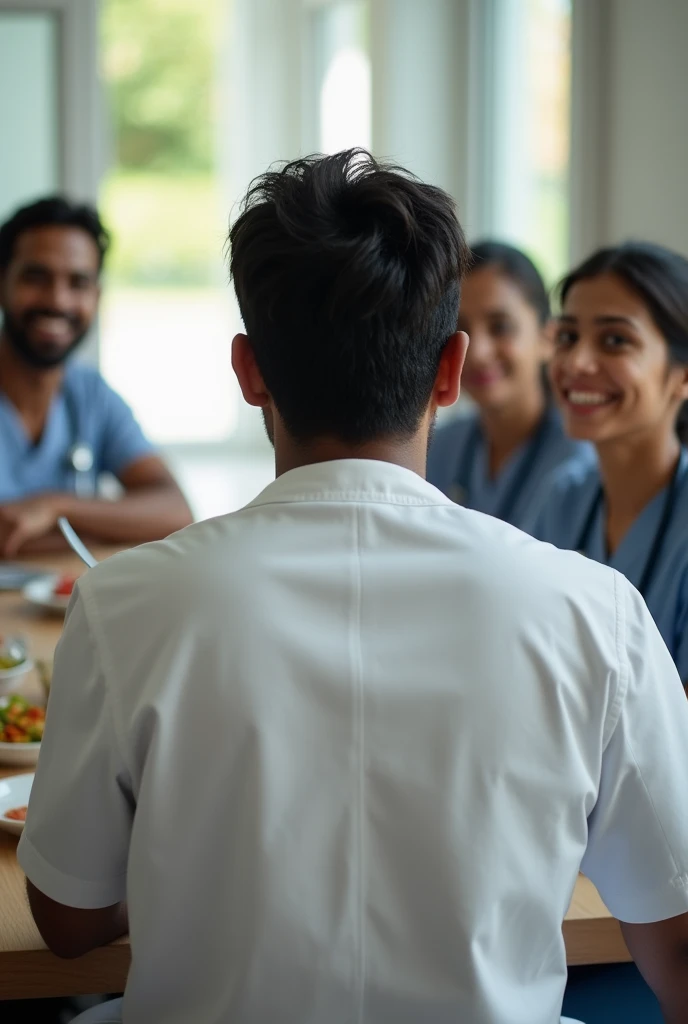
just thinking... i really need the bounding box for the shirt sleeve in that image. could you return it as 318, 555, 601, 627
96, 378, 156, 478
581, 572, 688, 923
17, 586, 133, 909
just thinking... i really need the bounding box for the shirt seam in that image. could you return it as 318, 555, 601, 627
351, 504, 366, 1024
604, 569, 628, 746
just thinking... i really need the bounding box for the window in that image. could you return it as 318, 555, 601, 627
481, 0, 572, 283
309, 0, 371, 154
99, 0, 244, 447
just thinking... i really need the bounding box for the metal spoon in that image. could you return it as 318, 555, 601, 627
57, 517, 99, 569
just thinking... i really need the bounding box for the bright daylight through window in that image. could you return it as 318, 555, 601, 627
99, 0, 237, 447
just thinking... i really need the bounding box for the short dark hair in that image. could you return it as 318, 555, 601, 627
560, 241, 688, 442
0, 196, 110, 271
229, 149, 470, 443
470, 241, 550, 324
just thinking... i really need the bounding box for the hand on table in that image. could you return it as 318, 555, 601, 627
0, 495, 62, 557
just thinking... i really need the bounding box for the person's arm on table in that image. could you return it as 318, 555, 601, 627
26, 883, 128, 959
581, 574, 688, 1017
17, 584, 134, 957
621, 915, 688, 1024
0, 453, 192, 556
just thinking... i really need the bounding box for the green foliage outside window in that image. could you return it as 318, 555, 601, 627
100, 0, 223, 285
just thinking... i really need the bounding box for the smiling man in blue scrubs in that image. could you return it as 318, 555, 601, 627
0, 196, 192, 556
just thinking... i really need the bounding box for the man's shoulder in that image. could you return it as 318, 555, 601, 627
82, 513, 252, 608
455, 505, 620, 622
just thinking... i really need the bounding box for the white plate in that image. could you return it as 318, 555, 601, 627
22, 576, 70, 615
0, 773, 34, 835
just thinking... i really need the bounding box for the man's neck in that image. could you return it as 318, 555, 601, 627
274, 433, 429, 480
0, 331, 65, 443
598, 426, 681, 553
479, 389, 546, 477
0, 331, 64, 414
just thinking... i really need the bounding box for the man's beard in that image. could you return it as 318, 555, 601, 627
1, 308, 89, 369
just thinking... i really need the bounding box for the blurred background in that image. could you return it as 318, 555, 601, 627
1, 0, 686, 519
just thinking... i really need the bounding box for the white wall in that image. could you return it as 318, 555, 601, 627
571, 0, 688, 261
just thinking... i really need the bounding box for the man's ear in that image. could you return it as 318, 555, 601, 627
434, 331, 469, 409
231, 334, 270, 408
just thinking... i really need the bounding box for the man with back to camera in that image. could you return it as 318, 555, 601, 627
15, 151, 688, 1024
0, 196, 192, 557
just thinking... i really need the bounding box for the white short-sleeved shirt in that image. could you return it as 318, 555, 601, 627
18, 459, 688, 1024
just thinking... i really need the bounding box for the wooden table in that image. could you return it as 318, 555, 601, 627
0, 552, 630, 1000
0, 551, 131, 999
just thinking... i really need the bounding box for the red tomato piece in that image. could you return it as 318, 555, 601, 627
53, 575, 77, 597
4, 806, 28, 821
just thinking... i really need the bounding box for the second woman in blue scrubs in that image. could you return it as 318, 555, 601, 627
534, 242, 688, 684
427, 242, 592, 530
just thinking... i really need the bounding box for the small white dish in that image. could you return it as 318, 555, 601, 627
0, 741, 41, 768
0, 773, 34, 835
22, 576, 70, 615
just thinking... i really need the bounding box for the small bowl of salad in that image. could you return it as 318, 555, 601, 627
0, 694, 46, 766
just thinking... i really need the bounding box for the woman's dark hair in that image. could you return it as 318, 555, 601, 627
229, 148, 470, 444
469, 240, 550, 325
560, 242, 688, 443
0, 196, 110, 271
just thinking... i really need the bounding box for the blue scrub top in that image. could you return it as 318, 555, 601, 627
533, 448, 688, 681
426, 405, 594, 532
0, 362, 155, 502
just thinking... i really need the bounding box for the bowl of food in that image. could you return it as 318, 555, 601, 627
0, 636, 33, 695
0, 773, 34, 836
0, 694, 46, 766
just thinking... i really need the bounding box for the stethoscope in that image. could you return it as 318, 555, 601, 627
447, 407, 554, 522
574, 454, 686, 599
63, 385, 96, 498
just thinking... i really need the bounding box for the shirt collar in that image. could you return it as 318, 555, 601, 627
244, 458, 456, 509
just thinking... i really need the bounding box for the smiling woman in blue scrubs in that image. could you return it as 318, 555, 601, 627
427, 242, 592, 530
533, 242, 688, 685
536, 243, 688, 1024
